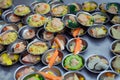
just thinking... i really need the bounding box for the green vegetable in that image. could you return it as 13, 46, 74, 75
68, 20, 79, 28
69, 5, 77, 14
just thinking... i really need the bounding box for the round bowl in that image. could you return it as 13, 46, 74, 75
85, 54, 109, 73
62, 54, 85, 71
42, 49, 64, 66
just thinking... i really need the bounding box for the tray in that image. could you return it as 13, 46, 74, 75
0, 0, 120, 80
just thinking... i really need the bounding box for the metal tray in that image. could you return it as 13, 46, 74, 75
0, 0, 120, 80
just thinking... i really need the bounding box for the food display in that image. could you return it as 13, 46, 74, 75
62, 54, 84, 71
28, 41, 48, 55
45, 18, 64, 32
51, 4, 68, 17
33, 2, 50, 15
66, 38, 88, 54
88, 25, 108, 38
1, 0, 120, 80
14, 5, 31, 16
0, 51, 19, 66
109, 24, 120, 40
27, 14, 47, 27
86, 55, 109, 73
82, 1, 98, 12
0, 31, 18, 45
76, 12, 94, 27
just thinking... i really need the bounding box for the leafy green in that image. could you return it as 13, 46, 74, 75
68, 20, 79, 28
69, 5, 77, 14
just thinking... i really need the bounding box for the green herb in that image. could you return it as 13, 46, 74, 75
68, 20, 79, 28
69, 5, 77, 14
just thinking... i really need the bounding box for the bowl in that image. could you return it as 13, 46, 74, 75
109, 24, 120, 40
110, 55, 120, 74
18, 25, 36, 40
13, 4, 31, 16
62, 14, 79, 29
19, 51, 40, 65
63, 71, 86, 80
85, 54, 109, 73
42, 49, 64, 66
111, 15, 120, 24
40, 66, 62, 77
0, 30, 18, 45
36, 28, 55, 41
0, 51, 19, 66
92, 11, 109, 24
44, 17, 65, 33
66, 38, 88, 54
106, 2, 120, 15
68, 2, 82, 14
27, 40, 49, 55
76, 11, 94, 27
7, 39, 28, 54
97, 70, 119, 80
82, 1, 98, 13
110, 40, 120, 55
14, 65, 37, 80
88, 24, 108, 38
62, 54, 85, 71
0, 24, 19, 33
0, 0, 13, 9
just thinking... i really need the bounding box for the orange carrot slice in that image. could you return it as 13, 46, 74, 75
39, 71, 62, 80
54, 37, 64, 50
72, 28, 81, 37
48, 49, 59, 68
73, 38, 82, 55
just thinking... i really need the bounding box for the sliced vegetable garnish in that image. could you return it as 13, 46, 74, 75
72, 28, 81, 37
74, 38, 82, 54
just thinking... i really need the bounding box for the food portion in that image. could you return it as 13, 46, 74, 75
28, 41, 48, 55
27, 14, 47, 27
1, 24, 18, 32
110, 25, 120, 39
107, 3, 119, 14
45, 18, 64, 32
22, 28, 35, 39
64, 72, 85, 80
37, 28, 54, 41
71, 27, 86, 37
23, 73, 44, 80
51, 4, 68, 17
0, 0, 13, 9
99, 72, 116, 80
0, 31, 18, 45
77, 12, 94, 26
87, 55, 109, 72
15, 66, 36, 80
89, 25, 107, 38
7, 13, 21, 23
63, 14, 79, 29
112, 42, 120, 55
44, 49, 63, 67
21, 52, 40, 64
99, 3, 107, 13
14, 5, 31, 16
0, 52, 19, 66
63, 54, 84, 70
34, 3, 50, 14
69, 3, 81, 14
93, 13, 108, 24
111, 16, 120, 24
13, 41, 27, 53
67, 38, 87, 54
82, 1, 98, 12
112, 56, 120, 73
